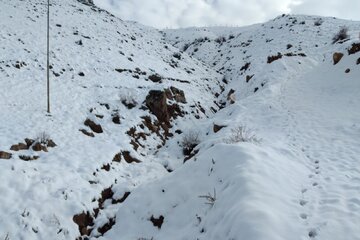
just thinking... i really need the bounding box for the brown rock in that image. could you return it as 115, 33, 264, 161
112, 153, 122, 162
122, 151, 141, 163
19, 155, 39, 161
47, 139, 57, 148
148, 74, 162, 82
79, 129, 95, 137
348, 43, 360, 55
84, 119, 103, 133
213, 124, 227, 133
73, 212, 94, 236
112, 115, 121, 124
246, 75, 254, 83
101, 163, 111, 171
32, 142, 48, 152
24, 138, 35, 147
10, 143, 28, 151
333, 52, 344, 65
145, 90, 169, 124
0, 151, 12, 159
267, 52, 283, 64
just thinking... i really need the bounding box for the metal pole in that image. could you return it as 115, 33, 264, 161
47, 0, 50, 113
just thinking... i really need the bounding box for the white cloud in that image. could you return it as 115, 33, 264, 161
290, 0, 360, 21
93, 0, 359, 29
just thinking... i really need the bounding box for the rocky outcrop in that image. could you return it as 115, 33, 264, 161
146, 90, 169, 124
165, 86, 187, 103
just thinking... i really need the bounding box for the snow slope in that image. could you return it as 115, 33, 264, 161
0, 0, 222, 239
1, 1, 360, 240
104, 16, 360, 240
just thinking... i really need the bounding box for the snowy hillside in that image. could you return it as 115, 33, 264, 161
1, 1, 360, 240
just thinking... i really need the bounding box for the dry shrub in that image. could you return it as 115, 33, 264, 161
332, 26, 349, 44
225, 126, 261, 144
181, 130, 200, 155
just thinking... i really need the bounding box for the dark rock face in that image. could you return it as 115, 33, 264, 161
112, 115, 121, 124
145, 90, 169, 124
333, 52, 344, 65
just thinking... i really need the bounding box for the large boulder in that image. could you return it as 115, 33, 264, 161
145, 90, 169, 124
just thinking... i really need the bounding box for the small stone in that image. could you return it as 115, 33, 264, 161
112, 115, 121, 124
84, 119, 103, 133
25, 138, 35, 147
112, 153, 122, 162
213, 124, 226, 133
0, 151, 12, 159
10, 143, 28, 151
47, 139, 57, 148
333, 52, 344, 65
79, 129, 95, 137
32, 143, 48, 152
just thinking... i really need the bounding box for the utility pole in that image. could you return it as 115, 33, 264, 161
47, 0, 50, 113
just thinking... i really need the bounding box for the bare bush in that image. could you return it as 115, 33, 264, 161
332, 26, 349, 44
36, 131, 51, 144
314, 18, 323, 26
119, 89, 137, 109
199, 188, 216, 207
181, 130, 200, 155
215, 36, 226, 44
225, 126, 261, 144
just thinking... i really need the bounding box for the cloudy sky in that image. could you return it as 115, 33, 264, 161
93, 0, 360, 29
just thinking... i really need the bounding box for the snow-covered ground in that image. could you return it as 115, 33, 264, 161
1, 1, 360, 240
